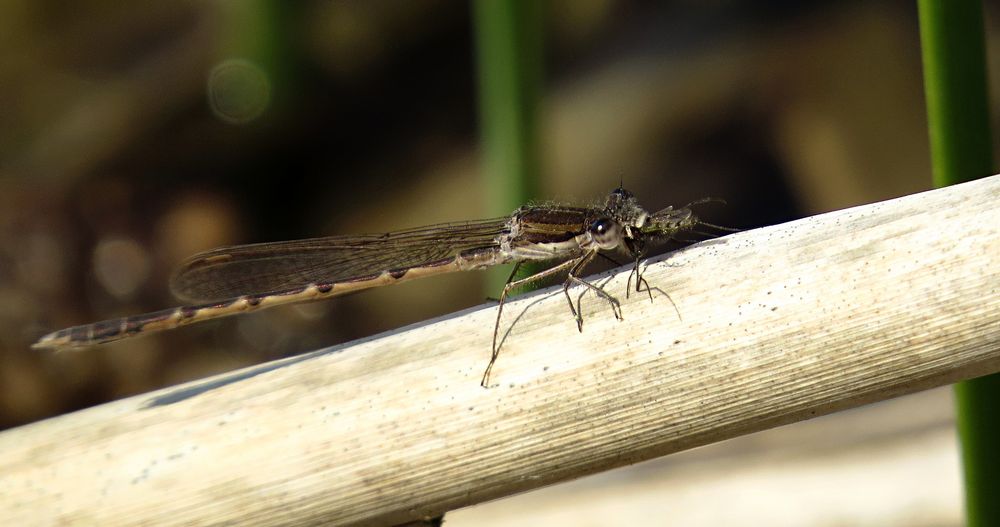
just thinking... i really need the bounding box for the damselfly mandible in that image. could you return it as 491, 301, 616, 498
33, 187, 724, 387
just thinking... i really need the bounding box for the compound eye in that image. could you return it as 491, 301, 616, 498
589, 217, 621, 248
592, 218, 611, 234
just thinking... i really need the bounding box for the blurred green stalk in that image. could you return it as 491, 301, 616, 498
918, 1, 999, 524
217, 1, 294, 116
473, 0, 543, 291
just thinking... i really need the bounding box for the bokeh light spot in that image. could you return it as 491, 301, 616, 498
207, 59, 271, 124
92, 237, 150, 299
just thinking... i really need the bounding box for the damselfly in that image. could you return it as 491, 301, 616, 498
33, 187, 726, 386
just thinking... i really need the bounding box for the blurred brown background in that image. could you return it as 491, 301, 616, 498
0, 0, 992, 524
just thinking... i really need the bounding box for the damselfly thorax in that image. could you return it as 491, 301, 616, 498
33, 187, 724, 387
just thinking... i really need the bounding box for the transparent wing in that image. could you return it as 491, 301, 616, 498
170, 217, 511, 302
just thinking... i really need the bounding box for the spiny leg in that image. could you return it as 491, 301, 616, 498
625, 257, 682, 321
562, 250, 623, 332
594, 251, 650, 303
483, 258, 580, 387
626, 256, 654, 302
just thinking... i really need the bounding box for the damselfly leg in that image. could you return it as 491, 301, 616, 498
563, 250, 623, 331
483, 250, 623, 387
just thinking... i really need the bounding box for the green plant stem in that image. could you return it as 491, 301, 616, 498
918, 0, 993, 186
473, 0, 543, 291
917, 1, 999, 525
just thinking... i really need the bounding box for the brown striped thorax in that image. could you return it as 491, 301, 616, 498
32, 186, 724, 387
504, 187, 699, 262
